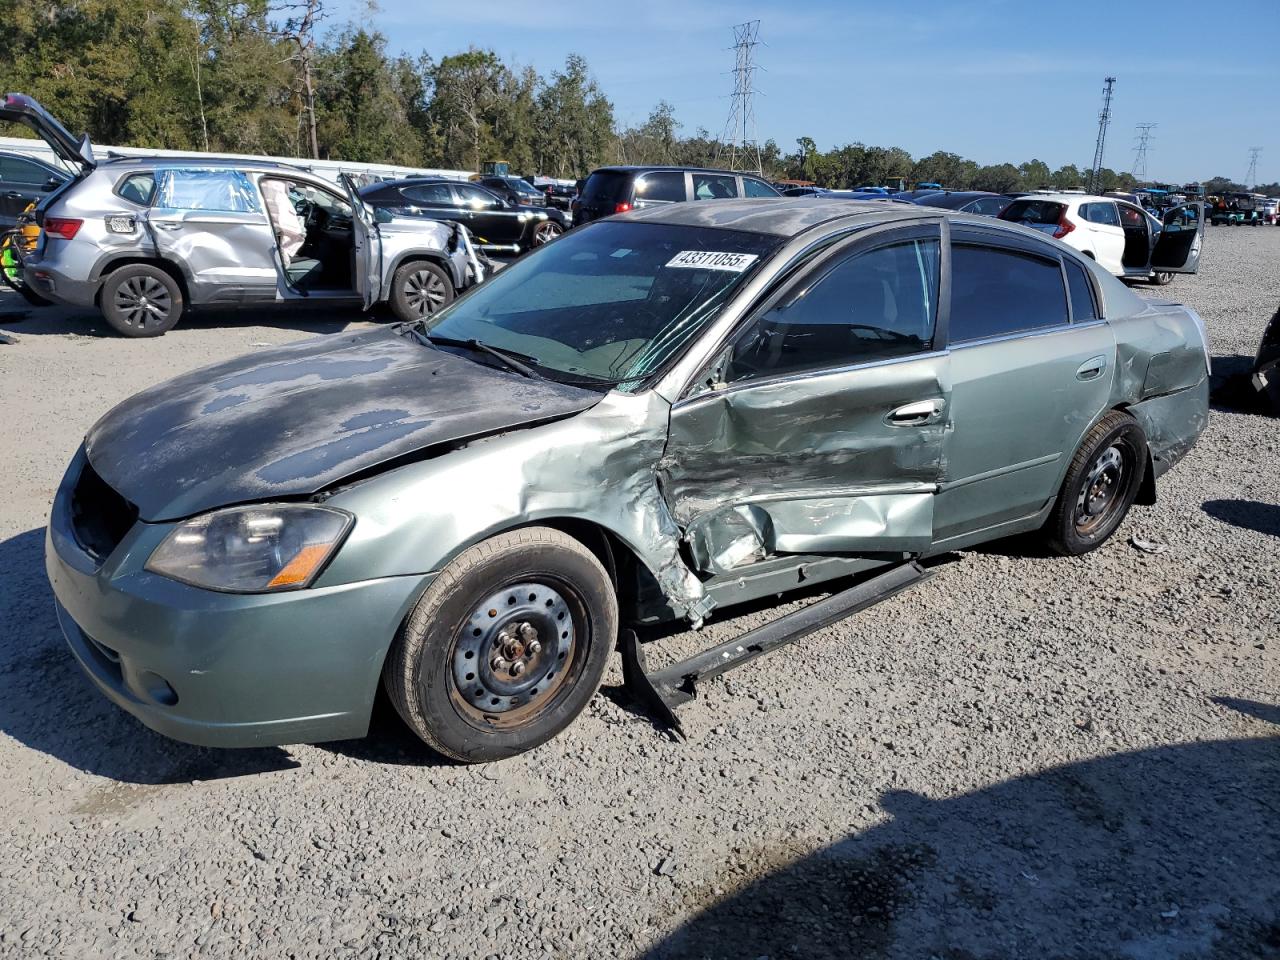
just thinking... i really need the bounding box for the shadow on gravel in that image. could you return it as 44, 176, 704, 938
642, 729, 1280, 960
0, 527, 297, 784
1214, 697, 1280, 727
0, 299, 375, 338
1201, 499, 1280, 538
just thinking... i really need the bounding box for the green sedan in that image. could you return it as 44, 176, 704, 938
47, 198, 1210, 762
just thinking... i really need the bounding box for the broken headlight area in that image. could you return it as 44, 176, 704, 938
145, 504, 353, 593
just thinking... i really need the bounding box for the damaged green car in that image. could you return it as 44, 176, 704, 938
47, 199, 1210, 762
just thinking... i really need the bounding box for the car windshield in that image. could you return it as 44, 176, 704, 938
421, 221, 780, 389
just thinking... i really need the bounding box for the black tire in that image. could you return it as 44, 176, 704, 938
531, 220, 563, 247
100, 264, 183, 337
389, 260, 453, 323
383, 527, 618, 763
1044, 410, 1147, 556
1149, 271, 1174, 286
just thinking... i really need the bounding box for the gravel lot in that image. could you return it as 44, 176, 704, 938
2, 228, 1278, 960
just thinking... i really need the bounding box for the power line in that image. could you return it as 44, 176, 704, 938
1131, 122, 1157, 181
1246, 147, 1262, 189
1087, 76, 1116, 195
717, 20, 763, 175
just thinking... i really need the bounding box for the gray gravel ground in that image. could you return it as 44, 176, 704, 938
1, 228, 1278, 960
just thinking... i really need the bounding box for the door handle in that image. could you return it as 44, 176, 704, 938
886, 398, 944, 426
1076, 356, 1107, 381
4, 191, 23, 199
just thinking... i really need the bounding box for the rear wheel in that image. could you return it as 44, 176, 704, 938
389, 260, 453, 323
532, 220, 563, 246
1149, 271, 1174, 285
100, 264, 183, 337
1044, 410, 1147, 556
383, 527, 618, 763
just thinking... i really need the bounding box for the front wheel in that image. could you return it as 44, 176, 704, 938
1149, 271, 1174, 286
383, 527, 618, 763
389, 260, 453, 323
1044, 410, 1147, 556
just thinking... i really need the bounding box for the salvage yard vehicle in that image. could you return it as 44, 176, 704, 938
572, 165, 781, 226
1000, 192, 1205, 285
0, 149, 68, 228
911, 190, 1012, 217
47, 198, 1210, 762
359, 177, 566, 252
1, 93, 482, 336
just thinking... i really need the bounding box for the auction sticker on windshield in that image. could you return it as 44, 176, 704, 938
665, 250, 759, 272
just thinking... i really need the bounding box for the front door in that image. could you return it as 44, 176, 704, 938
146, 167, 277, 303
1151, 202, 1205, 274
339, 174, 380, 308
932, 232, 1115, 546
452, 183, 525, 247
660, 224, 948, 575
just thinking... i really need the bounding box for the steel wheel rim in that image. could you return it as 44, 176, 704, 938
450, 581, 579, 725
534, 222, 561, 245
114, 276, 171, 329
404, 269, 448, 316
1074, 444, 1126, 535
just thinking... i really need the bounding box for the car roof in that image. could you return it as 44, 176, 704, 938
619, 197, 935, 237
91, 154, 305, 174
589, 165, 767, 177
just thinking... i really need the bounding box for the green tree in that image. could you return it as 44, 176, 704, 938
535, 54, 613, 177
1018, 158, 1052, 190
315, 28, 423, 163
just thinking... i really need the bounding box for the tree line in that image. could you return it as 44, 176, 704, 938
3, 0, 1273, 196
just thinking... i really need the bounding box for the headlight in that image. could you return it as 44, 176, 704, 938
145, 504, 353, 593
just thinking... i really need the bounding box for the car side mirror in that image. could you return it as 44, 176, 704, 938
506, 196, 519, 209
42, 177, 60, 192
374, 207, 393, 224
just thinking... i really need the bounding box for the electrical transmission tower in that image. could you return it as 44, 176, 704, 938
1087, 76, 1117, 194
1246, 147, 1262, 189
1131, 122, 1156, 181
718, 20, 763, 174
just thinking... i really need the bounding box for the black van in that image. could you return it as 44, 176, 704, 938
572, 166, 780, 226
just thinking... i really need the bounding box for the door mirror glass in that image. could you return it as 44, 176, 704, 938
374, 207, 393, 223
42, 176, 61, 192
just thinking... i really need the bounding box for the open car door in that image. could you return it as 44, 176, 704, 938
0, 93, 95, 174
339, 173, 381, 309
1151, 202, 1205, 274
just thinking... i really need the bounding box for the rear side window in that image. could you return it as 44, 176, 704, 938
581, 171, 632, 203
116, 173, 156, 206
949, 244, 1069, 343
1001, 200, 1065, 225
636, 172, 685, 203
153, 168, 259, 213
743, 177, 780, 198
692, 173, 737, 200
0, 155, 53, 184
1064, 258, 1098, 321
968, 197, 1010, 216
1081, 202, 1120, 226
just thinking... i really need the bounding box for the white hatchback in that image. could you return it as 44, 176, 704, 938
1000, 193, 1204, 285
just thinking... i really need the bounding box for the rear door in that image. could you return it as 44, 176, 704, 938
1078, 201, 1126, 274
691, 172, 738, 202
145, 167, 278, 303
932, 230, 1115, 547
1151, 202, 1205, 274
339, 173, 380, 308
660, 223, 948, 574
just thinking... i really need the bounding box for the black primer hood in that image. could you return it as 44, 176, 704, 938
85, 329, 603, 521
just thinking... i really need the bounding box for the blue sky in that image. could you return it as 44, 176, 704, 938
331, 0, 1278, 184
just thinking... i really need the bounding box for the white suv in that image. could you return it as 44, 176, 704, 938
1000, 193, 1204, 285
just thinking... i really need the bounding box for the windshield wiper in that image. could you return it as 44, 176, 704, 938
412, 330, 539, 380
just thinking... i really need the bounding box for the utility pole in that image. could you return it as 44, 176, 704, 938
717, 20, 763, 175
1087, 76, 1116, 195
1246, 147, 1262, 189
1131, 122, 1156, 182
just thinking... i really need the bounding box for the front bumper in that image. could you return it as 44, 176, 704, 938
46, 454, 432, 748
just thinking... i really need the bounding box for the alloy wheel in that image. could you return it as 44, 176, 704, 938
404, 268, 448, 316
533, 222, 562, 245
113, 276, 172, 330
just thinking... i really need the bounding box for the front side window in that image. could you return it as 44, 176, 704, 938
403, 183, 456, 206
726, 237, 941, 384
950, 244, 1069, 343
153, 168, 260, 213
421, 221, 779, 388
1118, 203, 1146, 228
743, 177, 780, 198
636, 172, 685, 203
692, 173, 737, 200
0, 156, 52, 184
